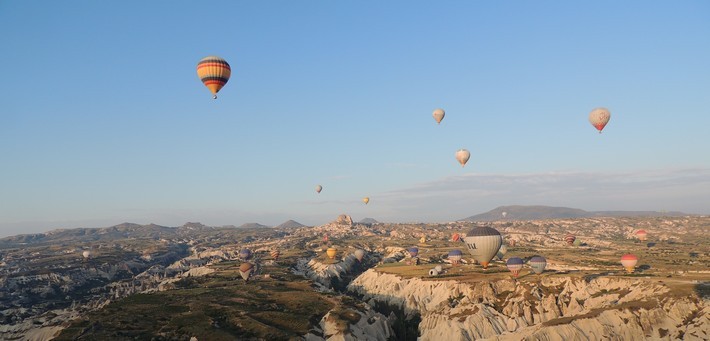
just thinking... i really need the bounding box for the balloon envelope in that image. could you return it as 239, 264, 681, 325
506, 257, 524, 277
239, 249, 252, 260
82, 251, 91, 259
197, 56, 231, 99
529, 256, 547, 274
496, 244, 508, 260
589, 107, 611, 133
463, 226, 502, 268
326, 247, 337, 259
448, 249, 463, 264
455, 149, 471, 167
315, 185, 322, 193
354, 249, 366, 262
408, 247, 419, 258
432, 108, 445, 124
270, 249, 280, 260
620, 254, 638, 273
564, 234, 576, 246
635, 230, 647, 241
239, 262, 254, 281
362, 197, 370, 205
451, 233, 461, 242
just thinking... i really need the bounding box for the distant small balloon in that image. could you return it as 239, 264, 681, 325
354, 249, 366, 262
620, 254, 638, 273
326, 247, 337, 259
496, 244, 508, 260
197, 56, 231, 99
408, 247, 419, 258
455, 149, 471, 167
239, 262, 254, 281
529, 256, 547, 274
362, 197, 370, 205
432, 108, 445, 124
506, 257, 524, 278
239, 249, 252, 260
589, 107, 611, 133
315, 185, 323, 193
448, 249, 463, 265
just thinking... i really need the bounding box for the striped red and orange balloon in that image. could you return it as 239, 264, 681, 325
197, 56, 231, 99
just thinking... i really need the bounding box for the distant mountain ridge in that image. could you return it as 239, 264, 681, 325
273, 220, 305, 229
462, 205, 689, 221
237, 223, 271, 229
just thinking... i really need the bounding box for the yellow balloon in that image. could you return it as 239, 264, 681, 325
197, 56, 231, 99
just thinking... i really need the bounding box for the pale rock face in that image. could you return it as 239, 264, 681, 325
335, 214, 354, 226
347, 269, 709, 340
294, 255, 362, 290
305, 305, 394, 341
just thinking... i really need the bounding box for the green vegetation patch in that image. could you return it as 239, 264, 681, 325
55, 266, 334, 341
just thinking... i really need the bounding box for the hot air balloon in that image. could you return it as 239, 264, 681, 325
239, 262, 254, 281
315, 185, 323, 194
419, 236, 427, 244
506, 257, 524, 278
363, 197, 370, 205
635, 230, 647, 241
501, 212, 508, 218
82, 250, 91, 259
434, 265, 443, 273
323, 235, 329, 243
455, 149, 471, 167
496, 244, 508, 261
354, 249, 366, 262
451, 233, 461, 242
270, 249, 280, 260
448, 249, 463, 265
432, 108, 445, 124
239, 249, 252, 260
564, 234, 576, 246
408, 247, 419, 258
620, 254, 638, 273
463, 226, 502, 269
197, 56, 231, 99
589, 107, 611, 133
529, 256, 547, 274
326, 247, 337, 259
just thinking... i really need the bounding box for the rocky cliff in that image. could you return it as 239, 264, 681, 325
348, 269, 709, 340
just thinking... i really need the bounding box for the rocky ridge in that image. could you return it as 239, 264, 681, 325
348, 269, 709, 340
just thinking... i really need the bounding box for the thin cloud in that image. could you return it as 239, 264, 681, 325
371, 168, 710, 221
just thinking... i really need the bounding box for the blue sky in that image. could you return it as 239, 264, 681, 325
1, 1, 709, 236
